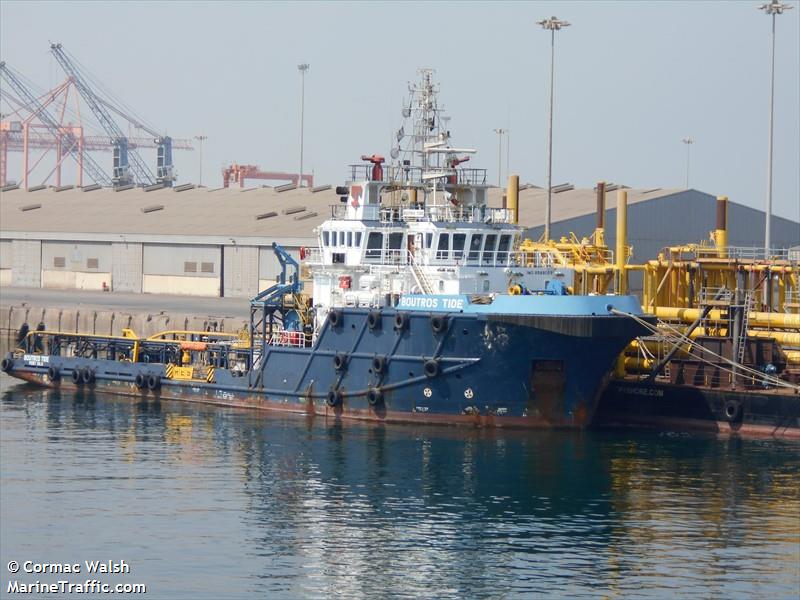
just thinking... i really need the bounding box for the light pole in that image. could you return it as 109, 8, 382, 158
538, 16, 570, 242
758, 1, 792, 257
194, 135, 207, 187
493, 128, 507, 186
681, 137, 693, 188
298, 63, 310, 188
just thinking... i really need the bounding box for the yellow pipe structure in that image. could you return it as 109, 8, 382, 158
507, 174, 519, 224
652, 306, 800, 329
615, 189, 628, 294
690, 328, 800, 347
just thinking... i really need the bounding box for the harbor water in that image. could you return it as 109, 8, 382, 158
1, 373, 798, 599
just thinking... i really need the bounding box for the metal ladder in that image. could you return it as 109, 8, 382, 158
409, 251, 435, 295
736, 291, 754, 366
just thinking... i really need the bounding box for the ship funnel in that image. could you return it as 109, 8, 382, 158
595, 181, 606, 246
714, 195, 728, 258
507, 175, 519, 224
615, 189, 628, 294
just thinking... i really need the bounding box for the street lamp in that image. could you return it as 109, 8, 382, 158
758, 0, 792, 257
298, 63, 310, 188
681, 137, 694, 189
493, 128, 507, 186
194, 135, 207, 187
537, 16, 571, 242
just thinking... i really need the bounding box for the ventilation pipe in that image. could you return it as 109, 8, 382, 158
615, 189, 628, 294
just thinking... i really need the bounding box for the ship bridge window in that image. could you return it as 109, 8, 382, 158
497, 234, 512, 263
388, 232, 403, 250
437, 233, 450, 261
366, 232, 383, 261
347, 231, 353, 247
453, 233, 466, 260
425, 233, 433, 248
322, 231, 330, 246
339, 231, 346, 246
355, 232, 363, 247
468, 234, 483, 262
483, 234, 498, 264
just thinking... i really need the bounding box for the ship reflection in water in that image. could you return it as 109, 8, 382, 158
1, 375, 798, 599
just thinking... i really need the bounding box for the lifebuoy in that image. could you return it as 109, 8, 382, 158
372, 355, 387, 375
135, 373, 146, 389
81, 368, 95, 385
0, 357, 12, 373
300, 246, 307, 260
367, 388, 383, 406
47, 366, 60, 381
430, 315, 448, 334
367, 310, 381, 331
394, 312, 409, 331
333, 353, 348, 371
423, 359, 440, 378
147, 374, 161, 391
723, 399, 742, 422
71, 369, 82, 384
328, 309, 342, 328
326, 389, 343, 407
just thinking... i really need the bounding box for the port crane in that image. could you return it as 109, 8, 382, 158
49, 43, 175, 187
0, 61, 112, 188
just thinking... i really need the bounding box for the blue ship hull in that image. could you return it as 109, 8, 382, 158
3, 295, 651, 429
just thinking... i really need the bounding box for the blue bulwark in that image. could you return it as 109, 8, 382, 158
395, 294, 646, 316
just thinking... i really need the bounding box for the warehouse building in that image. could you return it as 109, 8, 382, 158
0, 183, 797, 298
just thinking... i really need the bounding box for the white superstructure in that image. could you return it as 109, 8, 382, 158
306, 69, 573, 323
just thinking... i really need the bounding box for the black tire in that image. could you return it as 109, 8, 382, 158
431, 315, 448, 334
423, 359, 440, 378
81, 368, 95, 385
326, 389, 342, 407
1, 358, 12, 373
367, 387, 383, 406
333, 353, 348, 371
71, 369, 82, 385
723, 399, 742, 422
147, 374, 161, 391
328, 309, 342, 328
367, 310, 381, 331
394, 312, 409, 331
135, 373, 146, 389
47, 366, 60, 381
372, 355, 387, 375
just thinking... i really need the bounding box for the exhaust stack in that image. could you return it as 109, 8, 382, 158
507, 175, 519, 224
595, 181, 606, 246
714, 195, 728, 258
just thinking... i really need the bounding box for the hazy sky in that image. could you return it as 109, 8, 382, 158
2, 1, 799, 222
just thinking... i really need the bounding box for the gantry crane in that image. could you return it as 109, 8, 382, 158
49, 43, 175, 187
0, 61, 111, 187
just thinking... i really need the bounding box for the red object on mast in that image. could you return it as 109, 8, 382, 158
360, 154, 385, 182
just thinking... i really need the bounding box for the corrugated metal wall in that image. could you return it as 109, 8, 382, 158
223, 245, 259, 298
112, 242, 143, 293
143, 244, 220, 277
41, 241, 112, 272
0, 239, 11, 269
11, 240, 41, 287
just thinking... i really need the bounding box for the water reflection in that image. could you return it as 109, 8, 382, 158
1, 375, 798, 599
